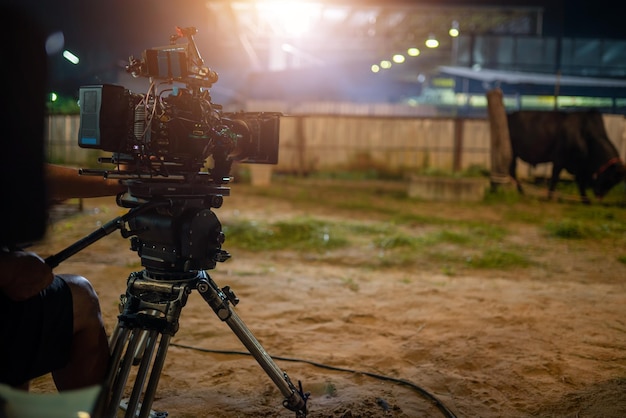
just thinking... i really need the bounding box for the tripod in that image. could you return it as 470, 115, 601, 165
46, 185, 309, 418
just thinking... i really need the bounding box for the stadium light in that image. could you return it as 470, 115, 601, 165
449, 21, 460, 37
425, 34, 439, 48
407, 47, 420, 57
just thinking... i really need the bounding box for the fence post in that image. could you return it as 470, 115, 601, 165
453, 118, 464, 172
295, 115, 306, 177
486, 88, 512, 191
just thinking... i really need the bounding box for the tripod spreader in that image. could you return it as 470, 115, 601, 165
197, 276, 309, 416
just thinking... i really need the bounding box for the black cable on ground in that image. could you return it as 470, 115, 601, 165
170, 342, 457, 418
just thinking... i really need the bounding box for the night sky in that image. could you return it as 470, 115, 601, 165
13, 0, 626, 47
432, 0, 625, 38
3, 0, 625, 97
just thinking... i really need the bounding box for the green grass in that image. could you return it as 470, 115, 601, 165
465, 248, 532, 269
544, 219, 590, 239
543, 205, 626, 240
221, 176, 626, 273
223, 217, 349, 251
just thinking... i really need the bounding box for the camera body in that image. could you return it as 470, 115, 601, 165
77, 27, 279, 186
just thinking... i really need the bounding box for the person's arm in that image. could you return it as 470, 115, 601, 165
45, 164, 126, 201
0, 250, 53, 301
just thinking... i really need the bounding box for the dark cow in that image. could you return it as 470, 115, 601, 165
507, 110, 626, 203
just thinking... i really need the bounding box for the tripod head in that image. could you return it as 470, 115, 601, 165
114, 179, 232, 275
44, 177, 230, 276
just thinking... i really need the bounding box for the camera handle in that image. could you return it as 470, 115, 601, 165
45, 199, 167, 269
46, 202, 309, 418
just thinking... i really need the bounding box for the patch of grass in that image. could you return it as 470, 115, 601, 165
420, 223, 507, 247
374, 250, 423, 269
540, 203, 626, 241
223, 217, 349, 252
617, 255, 626, 265
341, 277, 360, 292
373, 227, 494, 252
467, 224, 508, 241
482, 187, 525, 205
499, 200, 552, 224
434, 230, 472, 245
392, 212, 448, 226
344, 222, 389, 236
544, 219, 591, 239
562, 206, 626, 239
441, 265, 456, 276
374, 233, 421, 250
222, 220, 271, 249
566, 206, 614, 220
466, 248, 532, 269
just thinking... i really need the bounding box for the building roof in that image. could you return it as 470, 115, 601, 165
438, 65, 626, 98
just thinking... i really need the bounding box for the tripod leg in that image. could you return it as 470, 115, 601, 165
196, 273, 308, 417
109, 328, 143, 417
92, 324, 129, 417
125, 330, 159, 418
98, 322, 171, 418
137, 333, 171, 418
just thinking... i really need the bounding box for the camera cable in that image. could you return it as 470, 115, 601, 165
170, 342, 458, 418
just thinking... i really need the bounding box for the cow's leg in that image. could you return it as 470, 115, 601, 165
509, 157, 524, 194
548, 164, 562, 200
575, 177, 591, 204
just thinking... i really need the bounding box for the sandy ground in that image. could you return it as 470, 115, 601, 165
28, 182, 626, 418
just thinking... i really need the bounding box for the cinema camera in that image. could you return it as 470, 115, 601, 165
47, 27, 309, 417
78, 26, 279, 194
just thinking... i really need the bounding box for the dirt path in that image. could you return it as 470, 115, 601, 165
29, 183, 626, 417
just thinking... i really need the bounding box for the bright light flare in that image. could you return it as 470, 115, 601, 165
62, 50, 79, 64
257, 1, 321, 36
380, 60, 392, 69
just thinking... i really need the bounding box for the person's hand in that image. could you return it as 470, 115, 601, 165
0, 251, 54, 301
46, 164, 126, 201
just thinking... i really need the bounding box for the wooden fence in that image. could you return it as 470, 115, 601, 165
46, 115, 102, 166
45, 113, 626, 178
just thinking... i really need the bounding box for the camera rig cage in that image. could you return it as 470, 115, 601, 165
77, 26, 280, 197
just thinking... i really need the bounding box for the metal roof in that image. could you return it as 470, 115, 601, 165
439, 66, 626, 88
